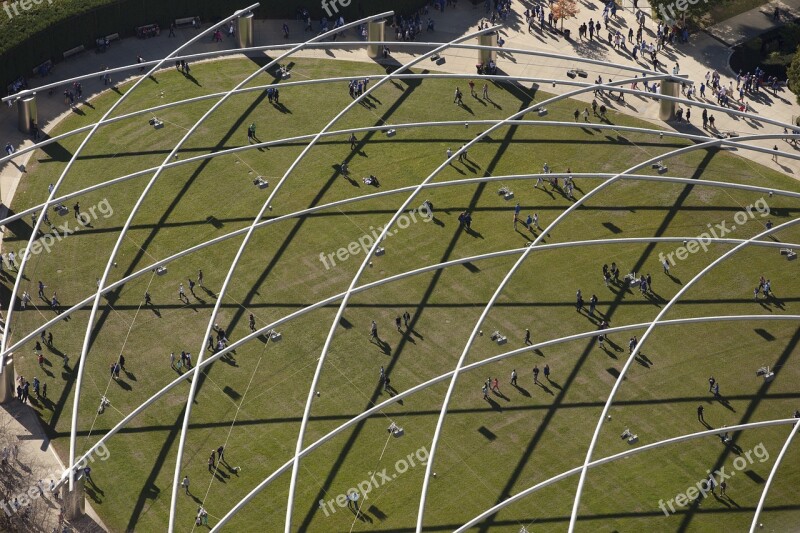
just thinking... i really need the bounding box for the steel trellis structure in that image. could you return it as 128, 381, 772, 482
2, 11, 799, 531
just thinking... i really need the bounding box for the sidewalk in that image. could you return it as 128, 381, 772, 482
706, 0, 800, 46
0, 3, 799, 530
1, 398, 108, 532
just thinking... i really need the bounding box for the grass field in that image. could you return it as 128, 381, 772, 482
4, 56, 800, 532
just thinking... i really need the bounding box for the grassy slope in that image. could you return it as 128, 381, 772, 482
5, 57, 800, 531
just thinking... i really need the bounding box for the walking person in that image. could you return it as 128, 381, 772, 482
198, 269, 204, 287
511, 368, 517, 386
182, 475, 190, 495
179, 283, 186, 302
524, 328, 531, 345
533, 364, 540, 384
370, 320, 378, 340
697, 404, 705, 422
543, 364, 550, 381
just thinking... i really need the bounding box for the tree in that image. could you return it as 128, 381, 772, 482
552, 0, 580, 32
787, 45, 800, 106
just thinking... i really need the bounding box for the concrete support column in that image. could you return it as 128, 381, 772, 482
658, 80, 679, 121
17, 93, 37, 134
237, 13, 254, 49
478, 33, 497, 65
367, 21, 385, 59
64, 474, 85, 521
0, 355, 15, 403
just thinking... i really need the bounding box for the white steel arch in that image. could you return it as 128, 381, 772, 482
749, 420, 800, 532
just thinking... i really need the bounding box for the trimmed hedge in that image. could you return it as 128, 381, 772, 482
2, 0, 426, 86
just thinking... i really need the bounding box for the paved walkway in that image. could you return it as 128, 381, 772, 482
0, 2, 799, 531
707, 0, 800, 46
1, 397, 107, 532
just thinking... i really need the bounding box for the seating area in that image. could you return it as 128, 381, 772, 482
136, 23, 160, 39
62, 45, 85, 60
96, 33, 120, 52
32, 60, 53, 77
175, 16, 199, 28
6, 76, 27, 96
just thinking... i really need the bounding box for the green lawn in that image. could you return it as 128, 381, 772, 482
5, 56, 800, 532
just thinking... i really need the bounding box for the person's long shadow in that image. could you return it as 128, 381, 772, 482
493, 389, 510, 402
464, 227, 484, 238
485, 396, 502, 411
539, 383, 554, 395
635, 352, 652, 368
546, 377, 562, 390
114, 379, 132, 391
512, 383, 531, 397
181, 71, 201, 86
370, 336, 391, 355
715, 394, 736, 412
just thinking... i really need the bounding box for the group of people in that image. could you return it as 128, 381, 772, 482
534, 164, 576, 200
348, 78, 369, 99
754, 275, 773, 300
62, 81, 83, 108
457, 210, 473, 229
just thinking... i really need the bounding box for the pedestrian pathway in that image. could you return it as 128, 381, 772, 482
706, 0, 800, 46
0, 397, 107, 531
0, 2, 799, 530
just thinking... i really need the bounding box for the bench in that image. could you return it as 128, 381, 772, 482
136, 23, 160, 39
33, 60, 53, 77
106, 33, 120, 42
62, 45, 85, 60
175, 16, 198, 27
